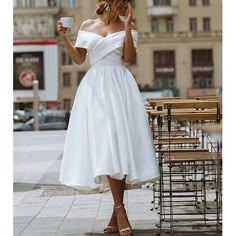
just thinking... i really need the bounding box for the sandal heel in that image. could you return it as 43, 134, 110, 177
114, 205, 132, 236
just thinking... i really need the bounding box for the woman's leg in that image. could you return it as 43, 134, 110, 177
104, 176, 125, 233
107, 176, 132, 235
107, 176, 125, 206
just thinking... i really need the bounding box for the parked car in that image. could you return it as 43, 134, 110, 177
13, 110, 67, 131
13, 110, 32, 123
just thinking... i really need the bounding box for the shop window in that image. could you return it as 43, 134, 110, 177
192, 49, 213, 88
154, 50, 176, 89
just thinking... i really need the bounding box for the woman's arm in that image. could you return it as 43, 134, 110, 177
57, 21, 87, 65
123, 3, 137, 64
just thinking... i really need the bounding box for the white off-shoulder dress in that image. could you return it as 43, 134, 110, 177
59, 30, 160, 189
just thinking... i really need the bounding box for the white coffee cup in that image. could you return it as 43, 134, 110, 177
61, 17, 73, 28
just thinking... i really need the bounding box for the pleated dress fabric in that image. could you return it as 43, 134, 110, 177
59, 30, 160, 189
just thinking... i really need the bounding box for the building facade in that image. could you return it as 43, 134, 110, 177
135, 0, 222, 98
13, 0, 222, 110
13, 0, 61, 110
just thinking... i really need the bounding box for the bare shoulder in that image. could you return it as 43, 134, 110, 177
79, 19, 96, 31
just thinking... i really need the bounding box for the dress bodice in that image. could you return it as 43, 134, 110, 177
74, 30, 138, 66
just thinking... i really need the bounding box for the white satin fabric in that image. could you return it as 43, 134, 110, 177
59, 30, 159, 189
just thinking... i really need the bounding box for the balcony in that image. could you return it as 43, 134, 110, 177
147, 0, 177, 17
138, 31, 222, 44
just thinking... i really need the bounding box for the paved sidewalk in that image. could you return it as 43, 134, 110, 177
14, 131, 221, 236
14, 131, 158, 236
14, 184, 157, 236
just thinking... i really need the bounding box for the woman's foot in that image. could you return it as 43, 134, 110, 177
103, 208, 119, 233
114, 205, 132, 236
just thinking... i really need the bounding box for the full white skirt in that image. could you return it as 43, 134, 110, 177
59, 61, 159, 189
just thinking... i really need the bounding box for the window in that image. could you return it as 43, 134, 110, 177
63, 73, 71, 87
16, 0, 58, 8
193, 76, 212, 88
192, 49, 213, 66
17, 0, 35, 8
189, 0, 197, 6
48, 0, 56, 7
190, 18, 197, 32
68, 0, 75, 8
202, 0, 210, 6
77, 72, 86, 86
203, 17, 210, 32
63, 99, 71, 110
153, 0, 171, 6
56, 0, 61, 7
151, 17, 159, 32
62, 47, 72, 65
154, 51, 175, 67
192, 49, 213, 88
154, 51, 176, 89
166, 18, 174, 32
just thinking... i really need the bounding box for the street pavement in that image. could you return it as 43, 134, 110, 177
14, 131, 158, 236
14, 131, 221, 236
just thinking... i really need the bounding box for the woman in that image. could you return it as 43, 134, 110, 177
58, 0, 159, 235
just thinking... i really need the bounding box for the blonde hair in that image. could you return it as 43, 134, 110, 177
95, 0, 131, 15
95, 0, 111, 15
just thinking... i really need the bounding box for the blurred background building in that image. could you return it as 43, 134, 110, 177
13, 0, 222, 111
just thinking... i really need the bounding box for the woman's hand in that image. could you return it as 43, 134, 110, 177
57, 21, 68, 37
124, 3, 132, 29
